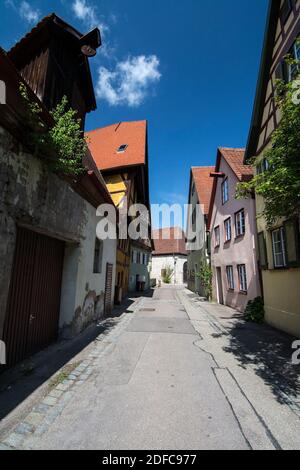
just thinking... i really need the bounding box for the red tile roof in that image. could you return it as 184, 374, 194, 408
218, 148, 253, 182
152, 227, 187, 256
191, 167, 215, 215
86, 121, 147, 171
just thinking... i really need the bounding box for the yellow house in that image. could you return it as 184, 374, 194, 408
245, 0, 300, 337
86, 121, 152, 301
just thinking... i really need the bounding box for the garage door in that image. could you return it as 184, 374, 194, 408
3, 227, 65, 367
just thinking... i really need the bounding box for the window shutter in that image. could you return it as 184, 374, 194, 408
257, 232, 268, 270
284, 219, 300, 267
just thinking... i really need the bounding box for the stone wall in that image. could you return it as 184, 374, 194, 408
0, 125, 116, 340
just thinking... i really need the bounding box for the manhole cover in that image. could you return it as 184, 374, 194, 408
139, 308, 156, 312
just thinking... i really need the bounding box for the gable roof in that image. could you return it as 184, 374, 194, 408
207, 147, 253, 230
191, 167, 215, 216
152, 227, 187, 256
7, 13, 101, 113
219, 148, 253, 182
244, 0, 280, 162
86, 121, 147, 172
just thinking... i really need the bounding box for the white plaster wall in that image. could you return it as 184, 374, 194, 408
60, 202, 117, 329
151, 255, 187, 285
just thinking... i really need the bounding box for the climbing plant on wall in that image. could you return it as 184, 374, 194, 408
20, 83, 86, 176
236, 47, 300, 227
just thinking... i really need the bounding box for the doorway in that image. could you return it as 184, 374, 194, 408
3, 227, 65, 368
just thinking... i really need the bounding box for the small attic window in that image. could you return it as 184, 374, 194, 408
117, 144, 128, 153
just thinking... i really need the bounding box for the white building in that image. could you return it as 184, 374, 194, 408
151, 228, 187, 285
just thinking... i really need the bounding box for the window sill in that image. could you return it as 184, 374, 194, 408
239, 290, 248, 295
235, 234, 245, 240
227, 288, 234, 292
224, 239, 231, 245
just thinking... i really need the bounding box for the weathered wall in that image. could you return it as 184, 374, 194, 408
0, 125, 116, 341
60, 205, 116, 337
210, 157, 260, 312
151, 255, 187, 285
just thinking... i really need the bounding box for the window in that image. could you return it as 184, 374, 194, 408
214, 226, 220, 248
272, 227, 287, 268
235, 210, 245, 237
257, 232, 268, 270
222, 178, 229, 204
289, 39, 300, 81
117, 144, 128, 153
226, 266, 234, 290
237, 265, 247, 293
256, 158, 269, 175
224, 218, 232, 243
93, 238, 103, 274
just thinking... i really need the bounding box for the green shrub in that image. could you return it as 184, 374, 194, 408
244, 297, 265, 324
161, 266, 174, 284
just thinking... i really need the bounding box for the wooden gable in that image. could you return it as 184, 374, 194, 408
245, 0, 300, 161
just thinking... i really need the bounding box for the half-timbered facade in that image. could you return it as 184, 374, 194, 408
245, 0, 300, 336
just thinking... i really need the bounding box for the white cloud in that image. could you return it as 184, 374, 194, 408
19, 1, 40, 23
5, 0, 40, 24
96, 55, 161, 107
72, 0, 109, 34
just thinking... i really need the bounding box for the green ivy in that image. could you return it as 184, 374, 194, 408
20, 83, 86, 176
244, 297, 265, 324
236, 51, 300, 227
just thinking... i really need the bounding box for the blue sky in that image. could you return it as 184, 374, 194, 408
1, 0, 269, 228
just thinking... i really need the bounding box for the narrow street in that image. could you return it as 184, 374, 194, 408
1, 287, 299, 451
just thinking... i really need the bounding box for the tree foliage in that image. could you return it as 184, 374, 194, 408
236, 50, 300, 227
161, 265, 174, 284
196, 262, 213, 300
20, 83, 86, 176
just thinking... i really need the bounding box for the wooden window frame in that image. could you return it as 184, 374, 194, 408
226, 266, 234, 291
271, 227, 287, 269
237, 264, 248, 294
224, 218, 232, 243
235, 209, 246, 238
221, 178, 229, 205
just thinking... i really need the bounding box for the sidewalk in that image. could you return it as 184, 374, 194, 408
177, 288, 300, 449
0, 294, 144, 444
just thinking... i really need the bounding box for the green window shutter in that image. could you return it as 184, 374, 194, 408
257, 232, 268, 270
284, 219, 300, 267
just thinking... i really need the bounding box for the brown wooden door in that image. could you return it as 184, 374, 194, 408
104, 263, 113, 315
3, 227, 64, 367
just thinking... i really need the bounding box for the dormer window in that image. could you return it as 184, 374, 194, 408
117, 144, 128, 153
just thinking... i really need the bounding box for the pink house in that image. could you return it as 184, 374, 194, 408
208, 148, 261, 313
